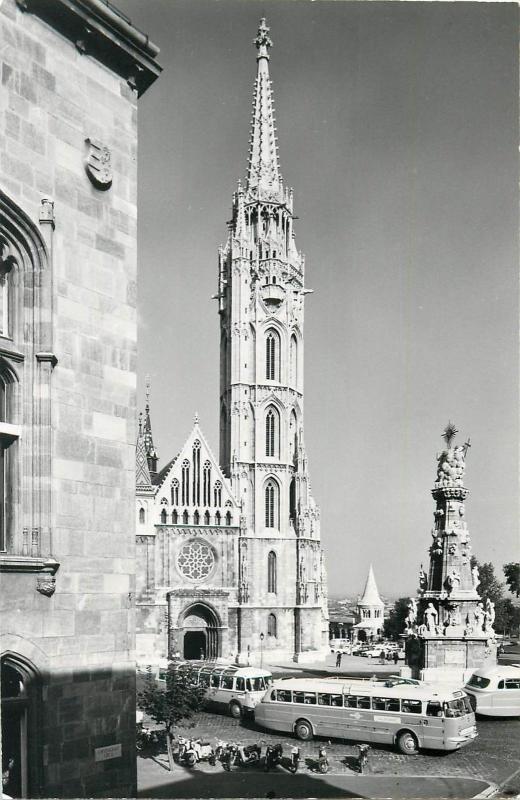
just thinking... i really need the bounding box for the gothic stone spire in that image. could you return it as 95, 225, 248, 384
143, 376, 158, 478
247, 18, 280, 195
136, 412, 152, 488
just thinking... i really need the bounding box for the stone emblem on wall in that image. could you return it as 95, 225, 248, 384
85, 138, 112, 190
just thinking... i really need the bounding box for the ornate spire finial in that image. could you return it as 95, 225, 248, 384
194, 411, 199, 425
463, 437, 471, 457
442, 421, 458, 449
145, 374, 151, 406
246, 18, 280, 192
254, 17, 272, 59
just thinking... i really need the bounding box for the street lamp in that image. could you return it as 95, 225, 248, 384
260, 632, 265, 668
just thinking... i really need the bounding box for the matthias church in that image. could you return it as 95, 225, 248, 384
136, 19, 329, 664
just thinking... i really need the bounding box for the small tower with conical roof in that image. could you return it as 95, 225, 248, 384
353, 565, 385, 642
404, 424, 497, 680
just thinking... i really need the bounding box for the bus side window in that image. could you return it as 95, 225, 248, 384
344, 695, 357, 709
277, 689, 292, 703
211, 674, 220, 688
372, 697, 386, 711
270, 689, 277, 701
386, 698, 400, 712
236, 677, 245, 691
402, 699, 422, 714
357, 696, 370, 710
318, 693, 331, 706
330, 694, 342, 707
221, 675, 234, 690
304, 692, 317, 705
246, 679, 252, 691
426, 701, 442, 717
199, 672, 210, 687
293, 691, 305, 704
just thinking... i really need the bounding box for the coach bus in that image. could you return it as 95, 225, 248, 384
254, 677, 477, 754
141, 659, 273, 718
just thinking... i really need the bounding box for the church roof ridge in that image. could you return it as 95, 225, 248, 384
358, 563, 384, 607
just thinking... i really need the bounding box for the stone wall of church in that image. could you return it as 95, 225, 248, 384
0, 0, 147, 795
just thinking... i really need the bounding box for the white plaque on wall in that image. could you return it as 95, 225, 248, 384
444, 649, 464, 665
94, 743, 122, 762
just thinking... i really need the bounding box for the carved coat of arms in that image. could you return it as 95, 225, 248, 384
85, 138, 112, 190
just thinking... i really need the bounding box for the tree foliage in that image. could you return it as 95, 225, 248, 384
383, 597, 410, 641
138, 663, 207, 769
503, 562, 520, 598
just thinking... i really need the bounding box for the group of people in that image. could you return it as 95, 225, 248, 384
335, 648, 399, 668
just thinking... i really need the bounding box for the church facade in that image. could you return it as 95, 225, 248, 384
136, 19, 328, 664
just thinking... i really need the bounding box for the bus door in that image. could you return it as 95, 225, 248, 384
370, 696, 401, 744
422, 700, 445, 748
343, 694, 374, 742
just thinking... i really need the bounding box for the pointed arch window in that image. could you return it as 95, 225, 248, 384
225, 510, 232, 526
171, 478, 179, 506
193, 510, 200, 525
192, 440, 201, 506
265, 480, 279, 529
181, 460, 190, 506
0, 369, 19, 553
160, 509, 167, 524
215, 510, 221, 526
203, 460, 211, 507
214, 480, 222, 508
182, 509, 189, 525
139, 507, 145, 524
204, 510, 210, 526
267, 613, 277, 638
268, 551, 277, 594
265, 329, 280, 382
172, 509, 178, 525
265, 406, 279, 458
290, 334, 298, 386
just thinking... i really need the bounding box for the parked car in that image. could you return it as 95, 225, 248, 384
464, 665, 520, 717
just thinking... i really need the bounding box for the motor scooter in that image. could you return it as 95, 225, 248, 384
219, 742, 237, 772
317, 742, 330, 774
288, 745, 300, 774
190, 738, 216, 766
264, 743, 283, 772
356, 743, 370, 774
235, 742, 262, 767
180, 739, 199, 767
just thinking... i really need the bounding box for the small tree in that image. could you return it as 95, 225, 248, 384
138, 663, 207, 771
503, 562, 520, 598
383, 598, 410, 641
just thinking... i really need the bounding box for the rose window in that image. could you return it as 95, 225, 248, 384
177, 540, 215, 581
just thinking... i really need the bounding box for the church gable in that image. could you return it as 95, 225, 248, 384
154, 419, 239, 526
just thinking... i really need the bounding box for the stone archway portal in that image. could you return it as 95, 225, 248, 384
181, 604, 220, 660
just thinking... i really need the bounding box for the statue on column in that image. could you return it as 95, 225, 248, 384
473, 602, 485, 632
471, 564, 480, 591
484, 598, 495, 634
424, 602, 438, 633
445, 568, 461, 595
418, 565, 428, 594
405, 598, 417, 631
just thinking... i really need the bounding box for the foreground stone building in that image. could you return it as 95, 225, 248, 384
136, 19, 329, 665
0, 0, 160, 796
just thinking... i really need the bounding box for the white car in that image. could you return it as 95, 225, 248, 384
464, 665, 520, 717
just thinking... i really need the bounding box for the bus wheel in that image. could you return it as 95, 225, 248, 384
229, 701, 242, 719
294, 719, 313, 741
396, 730, 418, 755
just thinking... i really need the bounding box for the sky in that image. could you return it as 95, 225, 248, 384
117, 0, 518, 598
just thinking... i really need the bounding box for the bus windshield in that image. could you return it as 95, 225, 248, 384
444, 696, 472, 717
247, 676, 271, 692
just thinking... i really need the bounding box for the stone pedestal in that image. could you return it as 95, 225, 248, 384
410, 635, 496, 683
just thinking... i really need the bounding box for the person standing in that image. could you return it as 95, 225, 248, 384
335, 651, 342, 668
393, 650, 399, 666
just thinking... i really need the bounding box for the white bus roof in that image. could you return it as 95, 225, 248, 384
270, 677, 463, 701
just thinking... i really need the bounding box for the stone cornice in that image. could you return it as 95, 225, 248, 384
18, 0, 162, 96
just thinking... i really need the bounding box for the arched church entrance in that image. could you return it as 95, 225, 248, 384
180, 604, 221, 660
1, 654, 40, 798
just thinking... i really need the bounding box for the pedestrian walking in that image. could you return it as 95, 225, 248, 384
379, 649, 385, 664
393, 650, 399, 665
335, 651, 342, 668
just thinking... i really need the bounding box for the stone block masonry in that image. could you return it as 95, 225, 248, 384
0, 0, 160, 796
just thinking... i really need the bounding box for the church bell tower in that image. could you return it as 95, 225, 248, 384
217, 19, 328, 661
